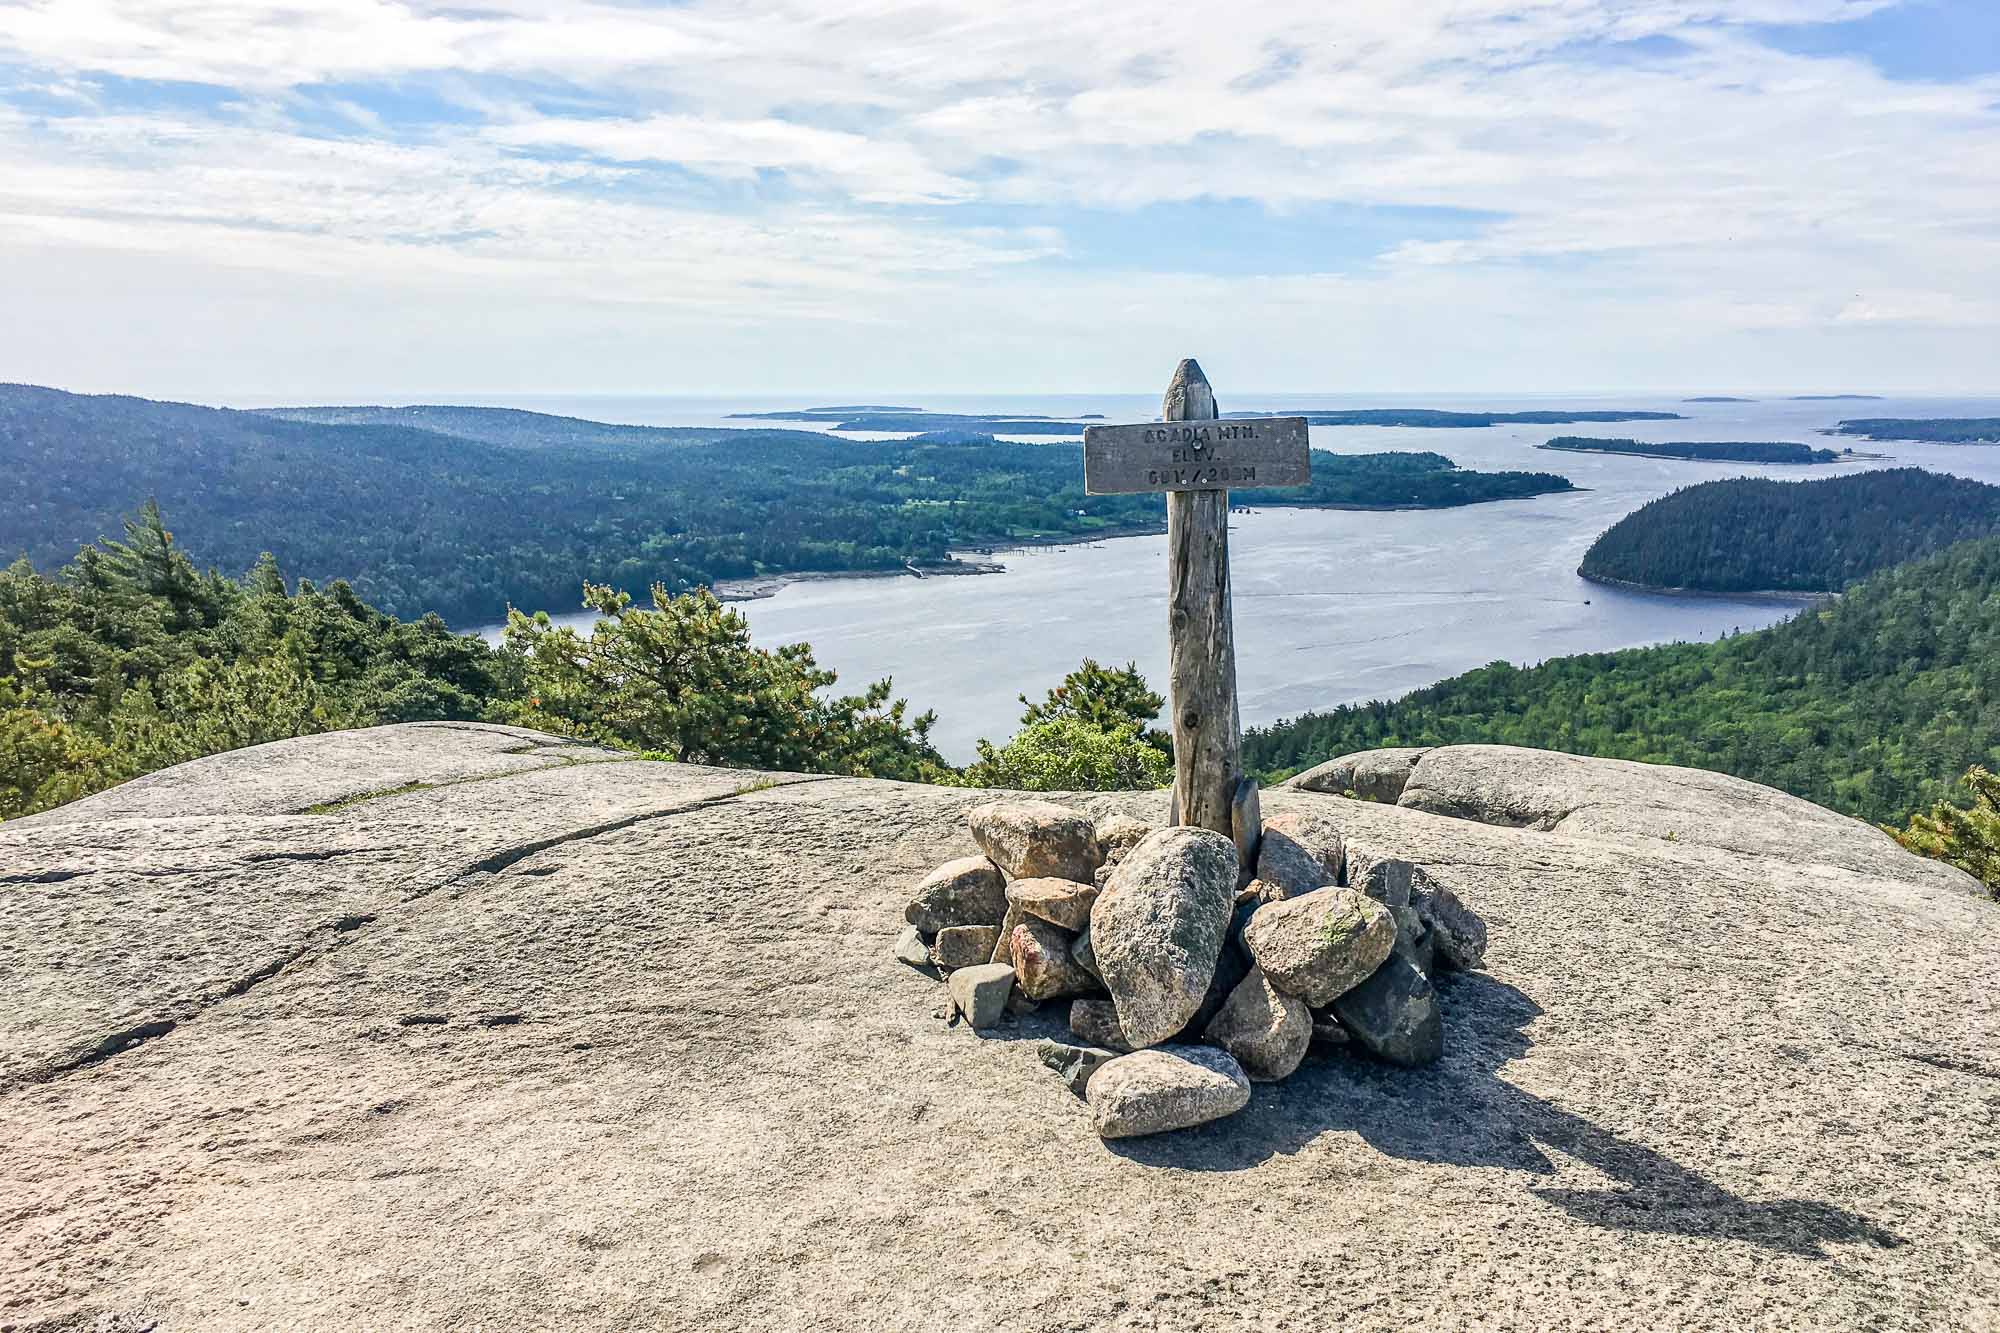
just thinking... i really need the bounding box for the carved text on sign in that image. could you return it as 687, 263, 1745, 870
1082, 416, 1311, 495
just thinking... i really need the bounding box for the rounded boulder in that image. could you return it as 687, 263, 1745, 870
1243, 886, 1396, 1007
1088, 826, 1238, 1049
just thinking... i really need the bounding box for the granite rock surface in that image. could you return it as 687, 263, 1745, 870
1, 728, 1995, 1331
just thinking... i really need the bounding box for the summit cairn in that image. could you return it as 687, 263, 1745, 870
893, 363, 1488, 1139
897, 799, 1490, 1139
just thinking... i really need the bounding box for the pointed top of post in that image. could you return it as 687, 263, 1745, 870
1163, 358, 1218, 423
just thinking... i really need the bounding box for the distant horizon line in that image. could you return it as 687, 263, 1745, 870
14, 381, 1999, 408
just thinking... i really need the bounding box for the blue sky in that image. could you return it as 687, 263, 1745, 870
0, 1, 1994, 397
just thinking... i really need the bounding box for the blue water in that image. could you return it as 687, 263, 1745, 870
449, 391, 2000, 761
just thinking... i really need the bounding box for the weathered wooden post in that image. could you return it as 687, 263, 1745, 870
1083, 360, 1311, 872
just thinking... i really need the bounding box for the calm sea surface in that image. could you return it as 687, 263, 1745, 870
453, 391, 2000, 762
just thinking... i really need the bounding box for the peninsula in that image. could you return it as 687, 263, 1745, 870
1539, 437, 1846, 464
1830, 418, 2000, 444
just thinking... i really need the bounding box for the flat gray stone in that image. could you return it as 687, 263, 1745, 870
1089, 827, 1238, 1048
1332, 954, 1443, 1068
1344, 842, 1416, 907
905, 855, 1007, 933
1395, 744, 1975, 893
2, 728, 1993, 1330
1284, 747, 1429, 803
1243, 887, 1397, 1007
1389, 904, 1435, 976
966, 800, 1099, 881
1038, 1039, 1118, 1096
1088, 1046, 1253, 1139
1256, 811, 1345, 898
893, 925, 932, 969
1412, 871, 1487, 971
1251, 818, 1334, 900
947, 964, 1014, 1030
1203, 966, 1310, 1082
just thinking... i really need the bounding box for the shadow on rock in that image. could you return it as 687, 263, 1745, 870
1107, 971, 1900, 1257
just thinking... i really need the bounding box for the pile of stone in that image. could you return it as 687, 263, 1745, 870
893, 799, 1490, 1139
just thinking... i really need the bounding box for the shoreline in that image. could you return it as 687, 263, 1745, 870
1578, 570, 1838, 604
712, 521, 1168, 602
1536, 444, 1888, 465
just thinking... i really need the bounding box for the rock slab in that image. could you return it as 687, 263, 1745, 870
947, 964, 1015, 1030
1087, 1046, 1253, 1139
1038, 1040, 1118, 1096
1006, 876, 1099, 931
1412, 872, 1487, 970
930, 925, 1001, 969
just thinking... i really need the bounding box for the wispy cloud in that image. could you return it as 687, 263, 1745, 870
0, 0, 1993, 394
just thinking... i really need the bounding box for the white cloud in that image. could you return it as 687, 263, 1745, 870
0, 0, 1993, 393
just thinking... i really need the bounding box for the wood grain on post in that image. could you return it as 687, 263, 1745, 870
1162, 359, 1246, 850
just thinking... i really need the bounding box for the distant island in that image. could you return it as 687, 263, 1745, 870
1830, 417, 2000, 444
1683, 396, 1757, 403
0, 385, 1582, 625
1576, 468, 2000, 595
1790, 394, 1884, 401
1224, 408, 1684, 428
1540, 437, 1846, 464
724, 406, 1687, 435
729, 409, 1085, 435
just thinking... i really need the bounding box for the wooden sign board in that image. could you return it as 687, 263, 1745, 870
1082, 416, 1311, 495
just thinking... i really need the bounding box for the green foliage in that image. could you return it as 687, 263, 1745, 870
959, 718, 1173, 792
500, 582, 942, 780
105, 650, 355, 778
1018, 658, 1167, 747
956, 659, 1172, 792
3, 386, 1578, 626
1246, 536, 2000, 829
0, 504, 524, 820
0, 669, 111, 816
1891, 767, 2000, 895
1578, 469, 2000, 594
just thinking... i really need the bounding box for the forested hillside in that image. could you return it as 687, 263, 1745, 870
2, 385, 1577, 625
1577, 468, 2000, 593
1245, 536, 2000, 827
260, 404, 756, 449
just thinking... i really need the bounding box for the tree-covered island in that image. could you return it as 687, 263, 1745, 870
1540, 437, 1845, 464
